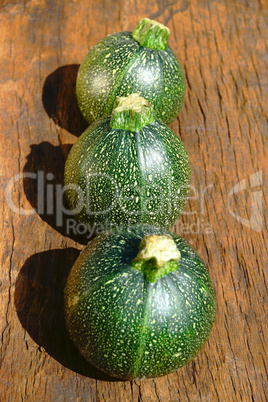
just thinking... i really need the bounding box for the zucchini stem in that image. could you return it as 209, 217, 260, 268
110, 93, 155, 132
132, 18, 170, 51
131, 234, 181, 283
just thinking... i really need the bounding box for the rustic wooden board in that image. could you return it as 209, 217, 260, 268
0, 0, 267, 400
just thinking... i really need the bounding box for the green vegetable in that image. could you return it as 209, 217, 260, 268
64, 225, 216, 380
64, 94, 191, 228
76, 17, 185, 125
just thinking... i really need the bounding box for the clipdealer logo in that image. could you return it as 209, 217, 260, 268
228, 171, 263, 232
5, 170, 264, 234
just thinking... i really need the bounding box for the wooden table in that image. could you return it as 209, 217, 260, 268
0, 0, 267, 400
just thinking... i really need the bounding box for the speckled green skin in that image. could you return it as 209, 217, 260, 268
64, 226, 216, 380
64, 116, 191, 228
76, 32, 185, 125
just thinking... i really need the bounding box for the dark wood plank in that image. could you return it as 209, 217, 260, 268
0, 0, 267, 400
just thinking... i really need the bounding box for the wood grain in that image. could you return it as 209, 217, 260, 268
0, 0, 267, 400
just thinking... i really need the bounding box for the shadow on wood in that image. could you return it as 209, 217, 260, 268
149, 0, 188, 25
23, 141, 91, 244
42, 65, 88, 136
14, 248, 119, 381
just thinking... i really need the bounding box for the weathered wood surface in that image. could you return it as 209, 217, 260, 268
0, 0, 267, 400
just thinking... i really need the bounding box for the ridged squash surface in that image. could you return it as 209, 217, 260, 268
64, 226, 216, 380
76, 32, 185, 125
64, 116, 191, 228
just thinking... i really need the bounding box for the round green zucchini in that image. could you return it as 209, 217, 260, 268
64, 94, 191, 228
64, 225, 216, 380
76, 18, 185, 125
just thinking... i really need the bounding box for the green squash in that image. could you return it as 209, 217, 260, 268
76, 18, 185, 125
64, 94, 191, 229
64, 225, 216, 380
